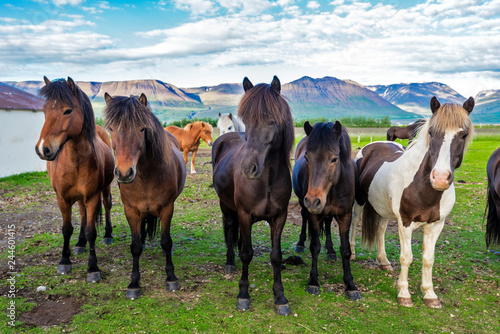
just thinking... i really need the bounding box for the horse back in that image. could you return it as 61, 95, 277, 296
165, 126, 184, 147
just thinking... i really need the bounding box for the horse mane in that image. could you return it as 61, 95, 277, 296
185, 121, 213, 132
238, 83, 294, 168
104, 95, 171, 166
306, 122, 351, 163
39, 78, 96, 144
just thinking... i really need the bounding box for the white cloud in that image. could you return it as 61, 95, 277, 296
50, 0, 83, 6
306, 1, 320, 10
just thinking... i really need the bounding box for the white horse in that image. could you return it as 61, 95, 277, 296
217, 112, 245, 135
350, 96, 474, 308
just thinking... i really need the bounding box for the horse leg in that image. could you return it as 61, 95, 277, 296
190, 150, 197, 174
74, 199, 87, 254
160, 203, 179, 291
421, 220, 445, 308
324, 217, 337, 261
376, 218, 393, 271
397, 220, 417, 307
235, 211, 253, 311
350, 202, 363, 260
221, 203, 237, 273
270, 211, 291, 315
102, 186, 113, 244
295, 206, 308, 253
125, 208, 143, 299
85, 195, 101, 283
183, 150, 189, 166
337, 213, 361, 301
57, 198, 73, 275
306, 214, 321, 295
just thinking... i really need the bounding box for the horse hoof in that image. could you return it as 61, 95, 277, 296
306, 285, 320, 295
103, 238, 113, 245
275, 303, 291, 316
74, 246, 86, 255
166, 281, 180, 291
224, 265, 236, 274
295, 245, 306, 253
126, 288, 141, 300
350, 255, 356, 261
87, 272, 101, 283
398, 297, 414, 307
237, 298, 250, 311
57, 264, 72, 275
326, 253, 338, 261
346, 290, 362, 301
380, 265, 394, 272
424, 298, 442, 308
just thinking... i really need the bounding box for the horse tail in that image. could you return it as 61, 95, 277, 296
485, 190, 500, 247
361, 202, 379, 249
142, 214, 158, 240
94, 194, 103, 228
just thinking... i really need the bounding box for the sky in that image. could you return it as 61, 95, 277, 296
1, 0, 500, 97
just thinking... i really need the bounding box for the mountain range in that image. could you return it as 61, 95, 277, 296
2, 77, 499, 124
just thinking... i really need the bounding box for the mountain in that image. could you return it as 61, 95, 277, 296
472, 90, 500, 124
0, 82, 44, 110
368, 82, 465, 116
183, 83, 243, 118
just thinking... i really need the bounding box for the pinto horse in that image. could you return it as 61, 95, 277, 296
35, 77, 114, 283
386, 119, 426, 143
104, 93, 186, 299
217, 112, 246, 135
292, 121, 360, 300
165, 121, 213, 174
486, 147, 500, 247
351, 96, 474, 308
212, 76, 294, 315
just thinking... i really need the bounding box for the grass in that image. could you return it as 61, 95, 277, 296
0, 130, 499, 333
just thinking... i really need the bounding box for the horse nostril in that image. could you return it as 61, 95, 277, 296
313, 198, 321, 208
43, 147, 51, 157
114, 167, 121, 178
125, 168, 134, 179
250, 164, 258, 176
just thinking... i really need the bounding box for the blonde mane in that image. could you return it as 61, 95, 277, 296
184, 121, 213, 132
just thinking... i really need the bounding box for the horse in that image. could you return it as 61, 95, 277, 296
165, 121, 213, 174
485, 147, 500, 247
292, 121, 361, 300
350, 96, 474, 308
387, 119, 426, 143
103, 92, 186, 299
212, 76, 294, 315
217, 112, 246, 135
35, 76, 115, 283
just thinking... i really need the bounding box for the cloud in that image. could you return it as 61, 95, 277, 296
50, 0, 83, 6
306, 1, 320, 10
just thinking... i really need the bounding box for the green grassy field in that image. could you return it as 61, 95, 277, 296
0, 130, 499, 333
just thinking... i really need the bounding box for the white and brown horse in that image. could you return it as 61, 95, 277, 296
350, 96, 474, 308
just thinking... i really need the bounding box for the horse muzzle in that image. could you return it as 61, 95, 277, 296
115, 166, 136, 184
430, 169, 453, 191
304, 195, 325, 215
35, 144, 58, 161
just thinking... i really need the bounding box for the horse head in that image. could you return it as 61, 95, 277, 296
218, 113, 235, 136
199, 122, 213, 146
303, 121, 344, 214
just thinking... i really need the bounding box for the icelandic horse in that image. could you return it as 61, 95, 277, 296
485, 147, 500, 247
351, 96, 474, 308
35, 76, 114, 282
386, 119, 427, 143
217, 112, 246, 136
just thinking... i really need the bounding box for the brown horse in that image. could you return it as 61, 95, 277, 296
104, 92, 186, 299
292, 121, 360, 300
486, 147, 500, 247
212, 76, 294, 315
165, 121, 213, 174
386, 119, 426, 143
35, 76, 114, 283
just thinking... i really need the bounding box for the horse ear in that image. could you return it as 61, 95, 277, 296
430, 96, 440, 114
67, 77, 77, 94
333, 120, 342, 136
271, 75, 281, 94
139, 93, 147, 106
104, 92, 112, 105
304, 121, 313, 136
243, 77, 253, 92
463, 97, 474, 114
229, 113, 233, 120
43, 76, 51, 85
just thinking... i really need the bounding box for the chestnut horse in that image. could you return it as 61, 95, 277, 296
387, 119, 426, 143
104, 92, 186, 299
165, 121, 213, 174
486, 147, 500, 247
35, 77, 114, 283
351, 96, 474, 308
292, 121, 360, 300
212, 76, 294, 315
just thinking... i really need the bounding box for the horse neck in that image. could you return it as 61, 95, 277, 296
63, 130, 96, 161
192, 127, 203, 143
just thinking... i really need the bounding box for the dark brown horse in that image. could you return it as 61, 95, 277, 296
212, 76, 294, 315
104, 92, 186, 299
35, 77, 114, 282
386, 119, 426, 143
486, 147, 500, 247
292, 121, 360, 300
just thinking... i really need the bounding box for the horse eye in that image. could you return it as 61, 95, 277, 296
304, 155, 309, 162
108, 127, 114, 133
428, 131, 433, 138
228, 126, 233, 130
64, 109, 73, 115
140, 128, 146, 133
331, 157, 338, 163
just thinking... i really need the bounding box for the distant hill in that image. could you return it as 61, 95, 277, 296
183, 83, 243, 118
0, 82, 43, 110
367, 82, 466, 116
472, 90, 500, 124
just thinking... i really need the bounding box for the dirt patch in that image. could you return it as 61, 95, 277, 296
18, 294, 82, 328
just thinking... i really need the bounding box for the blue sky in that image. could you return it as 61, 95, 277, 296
1, 0, 500, 97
